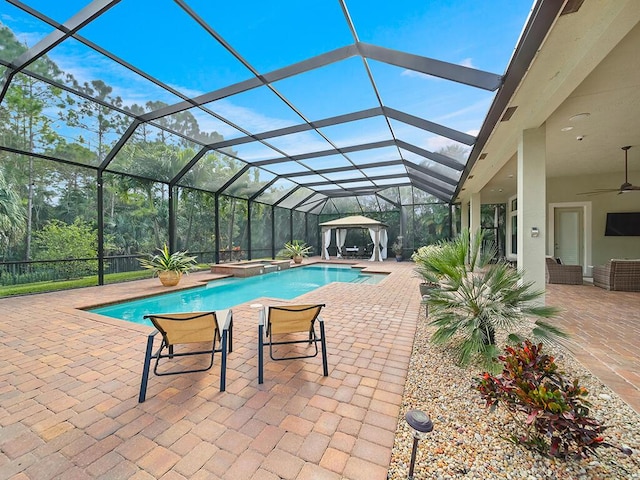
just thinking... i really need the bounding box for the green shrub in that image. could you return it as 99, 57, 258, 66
476, 341, 627, 458
0, 268, 55, 286
32, 219, 98, 279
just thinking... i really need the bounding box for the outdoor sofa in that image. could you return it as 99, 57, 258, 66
593, 259, 640, 291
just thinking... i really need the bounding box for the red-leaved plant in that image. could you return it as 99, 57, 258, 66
476, 340, 627, 458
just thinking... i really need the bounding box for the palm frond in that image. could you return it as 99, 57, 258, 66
532, 320, 569, 339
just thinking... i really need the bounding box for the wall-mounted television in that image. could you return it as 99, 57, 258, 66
604, 212, 640, 236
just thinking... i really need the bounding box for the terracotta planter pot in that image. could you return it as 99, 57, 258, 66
158, 270, 182, 287
292, 255, 303, 264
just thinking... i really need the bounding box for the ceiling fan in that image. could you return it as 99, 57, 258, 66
578, 146, 640, 195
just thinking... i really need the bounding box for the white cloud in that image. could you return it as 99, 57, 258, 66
50, 47, 299, 142
435, 97, 491, 123
14, 31, 46, 48
1, 15, 50, 49
321, 125, 393, 149
54, 51, 182, 106
265, 131, 332, 156
208, 98, 292, 133
188, 109, 241, 139
426, 136, 458, 152
164, 83, 205, 100
459, 57, 475, 68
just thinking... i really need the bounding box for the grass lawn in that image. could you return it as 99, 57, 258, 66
0, 270, 154, 297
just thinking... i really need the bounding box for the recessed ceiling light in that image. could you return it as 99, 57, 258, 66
508, 174, 514, 178
569, 113, 590, 122
561, 126, 574, 132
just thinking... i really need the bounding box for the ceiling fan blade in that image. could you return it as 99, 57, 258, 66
577, 189, 621, 196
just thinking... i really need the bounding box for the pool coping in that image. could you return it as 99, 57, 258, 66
78, 260, 391, 313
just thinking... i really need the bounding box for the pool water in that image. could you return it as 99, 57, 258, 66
89, 265, 385, 325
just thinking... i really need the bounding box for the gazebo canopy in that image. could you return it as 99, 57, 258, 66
319, 215, 388, 229
319, 215, 388, 261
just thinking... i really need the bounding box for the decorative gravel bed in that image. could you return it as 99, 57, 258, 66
388, 307, 640, 479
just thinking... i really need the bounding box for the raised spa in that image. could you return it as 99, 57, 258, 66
210, 259, 291, 277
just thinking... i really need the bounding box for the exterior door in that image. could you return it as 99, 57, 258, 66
554, 207, 583, 266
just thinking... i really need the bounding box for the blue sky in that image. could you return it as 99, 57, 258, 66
0, 0, 534, 167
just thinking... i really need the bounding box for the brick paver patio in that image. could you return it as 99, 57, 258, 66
0, 259, 638, 479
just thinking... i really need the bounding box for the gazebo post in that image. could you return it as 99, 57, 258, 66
321, 226, 331, 260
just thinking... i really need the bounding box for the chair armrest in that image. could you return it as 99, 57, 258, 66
592, 265, 607, 276
217, 309, 233, 331
216, 309, 233, 354
251, 304, 266, 326
593, 264, 612, 289
564, 265, 583, 273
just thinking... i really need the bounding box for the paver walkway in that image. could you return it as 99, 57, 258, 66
546, 284, 640, 413
0, 259, 421, 479
1, 260, 638, 479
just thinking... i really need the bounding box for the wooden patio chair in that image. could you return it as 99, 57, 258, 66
257, 304, 328, 384
139, 309, 233, 402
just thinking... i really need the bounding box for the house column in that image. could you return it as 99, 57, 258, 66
460, 201, 470, 232
470, 192, 481, 239
517, 125, 546, 301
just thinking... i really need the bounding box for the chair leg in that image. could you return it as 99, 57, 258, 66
320, 321, 328, 377
139, 333, 155, 403
258, 324, 264, 384
220, 329, 228, 392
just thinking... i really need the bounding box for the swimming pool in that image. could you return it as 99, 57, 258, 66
89, 265, 385, 325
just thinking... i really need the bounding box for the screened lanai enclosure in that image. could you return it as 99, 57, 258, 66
0, 0, 529, 288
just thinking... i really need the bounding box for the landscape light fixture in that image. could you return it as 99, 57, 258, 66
405, 409, 434, 479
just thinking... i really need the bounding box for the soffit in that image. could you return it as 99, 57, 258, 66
461, 0, 640, 204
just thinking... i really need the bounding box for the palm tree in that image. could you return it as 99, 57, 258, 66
427, 229, 566, 371
0, 169, 26, 259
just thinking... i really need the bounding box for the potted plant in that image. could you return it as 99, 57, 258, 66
284, 240, 312, 264
139, 244, 198, 286
392, 241, 403, 261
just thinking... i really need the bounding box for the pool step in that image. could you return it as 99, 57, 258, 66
350, 276, 371, 284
